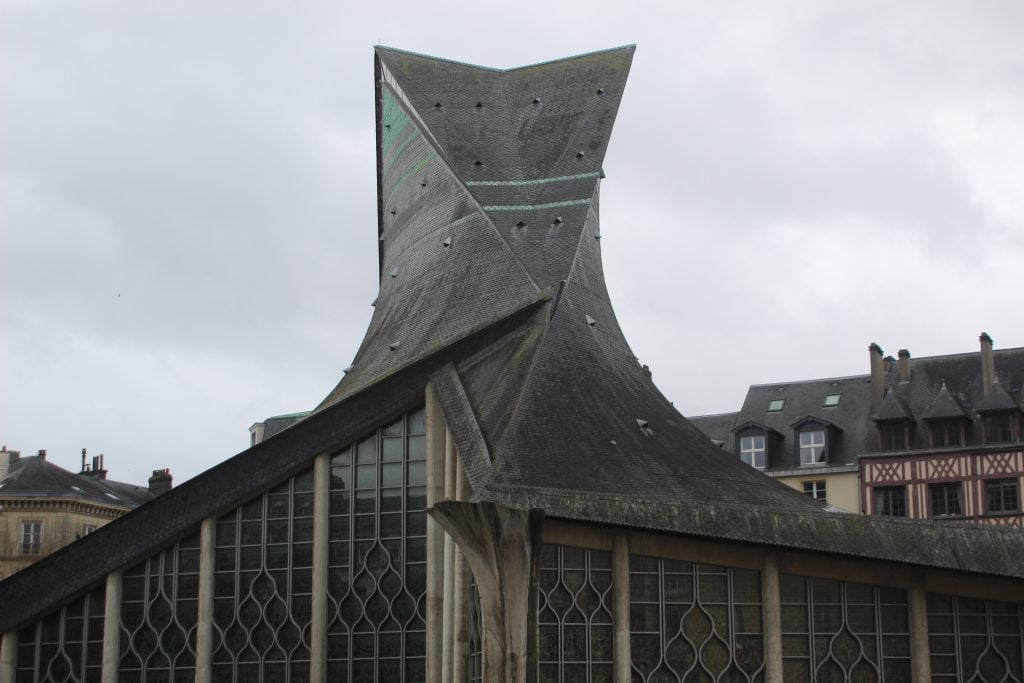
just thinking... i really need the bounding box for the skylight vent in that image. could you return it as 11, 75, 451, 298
434, 102, 442, 109
585, 315, 597, 327
768, 399, 785, 412
516, 221, 527, 228
636, 419, 654, 436
824, 394, 841, 407
389, 209, 396, 215
552, 216, 563, 225
532, 97, 541, 104
575, 151, 585, 159
473, 160, 483, 167
371, 297, 378, 307
389, 341, 401, 350
105, 492, 120, 500
442, 236, 452, 248
596, 88, 605, 95
71, 486, 84, 493
420, 181, 427, 187
595, 232, 602, 240
389, 267, 399, 278
343, 365, 355, 374
475, 102, 483, 108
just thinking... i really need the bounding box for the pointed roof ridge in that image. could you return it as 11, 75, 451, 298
922, 380, 968, 420
873, 386, 914, 422
374, 44, 636, 74
976, 377, 1020, 413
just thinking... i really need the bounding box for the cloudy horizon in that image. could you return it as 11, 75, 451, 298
3, 1, 1023, 485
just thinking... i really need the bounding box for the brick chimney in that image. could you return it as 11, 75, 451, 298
148, 468, 173, 496
869, 343, 885, 411
980, 332, 995, 396
898, 349, 911, 382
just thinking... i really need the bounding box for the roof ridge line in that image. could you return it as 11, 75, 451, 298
374, 44, 636, 74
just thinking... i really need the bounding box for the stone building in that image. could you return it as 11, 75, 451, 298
0, 448, 164, 580
1, 46, 1023, 683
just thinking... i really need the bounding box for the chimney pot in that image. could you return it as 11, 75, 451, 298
980, 332, 995, 396
38, 449, 47, 460
898, 349, 911, 382
148, 468, 173, 496
869, 343, 885, 410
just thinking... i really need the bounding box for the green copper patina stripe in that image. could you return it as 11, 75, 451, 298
383, 130, 419, 176
381, 90, 410, 154
386, 156, 431, 204
465, 172, 600, 187
482, 198, 592, 211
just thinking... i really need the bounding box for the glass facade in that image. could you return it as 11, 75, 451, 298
779, 575, 910, 681
928, 594, 1024, 681
537, 544, 614, 683
15, 585, 105, 683
325, 406, 427, 682
120, 532, 201, 682
212, 470, 314, 682
629, 555, 764, 682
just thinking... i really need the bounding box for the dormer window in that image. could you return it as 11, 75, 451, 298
739, 435, 766, 469
731, 422, 781, 471
879, 423, 909, 451
799, 430, 826, 465
983, 413, 1015, 444
929, 419, 963, 448
791, 417, 839, 467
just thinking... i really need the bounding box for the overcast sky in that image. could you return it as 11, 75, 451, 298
3, 1, 1023, 485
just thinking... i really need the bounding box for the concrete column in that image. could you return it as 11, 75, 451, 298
101, 571, 122, 683
761, 554, 783, 683
0, 631, 17, 683
429, 501, 544, 683
612, 533, 630, 683
908, 580, 931, 683
452, 463, 470, 682
442, 429, 457, 682
310, 453, 331, 683
425, 384, 447, 683
195, 517, 216, 683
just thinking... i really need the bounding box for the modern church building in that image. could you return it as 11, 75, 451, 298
2, 46, 1024, 683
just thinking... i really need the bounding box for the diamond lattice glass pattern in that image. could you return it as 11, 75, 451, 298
15, 585, 105, 683
325, 406, 427, 683
212, 469, 314, 682
537, 544, 614, 683
779, 574, 910, 682
629, 555, 764, 682
927, 593, 1024, 681
119, 532, 200, 682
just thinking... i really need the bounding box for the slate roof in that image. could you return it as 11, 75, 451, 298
976, 379, 1021, 413
0, 455, 154, 508
692, 345, 1024, 466
2, 48, 1023, 633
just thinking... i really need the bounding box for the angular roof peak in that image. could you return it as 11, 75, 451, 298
873, 386, 914, 422
977, 378, 1020, 413
922, 381, 968, 421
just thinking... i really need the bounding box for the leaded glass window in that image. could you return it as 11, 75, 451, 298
779, 574, 910, 682
15, 584, 105, 683
537, 544, 613, 682
928, 593, 1024, 681
325, 406, 427, 682
212, 469, 314, 682
629, 555, 764, 682
468, 578, 482, 683
120, 532, 200, 682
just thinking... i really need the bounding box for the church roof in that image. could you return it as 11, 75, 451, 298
2, 46, 1023, 634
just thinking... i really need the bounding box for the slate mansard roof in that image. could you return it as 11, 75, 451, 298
2, 47, 1023, 633
0, 454, 155, 509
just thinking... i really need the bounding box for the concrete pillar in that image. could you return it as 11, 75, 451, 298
425, 384, 447, 683
612, 533, 630, 683
101, 571, 122, 683
0, 631, 17, 683
429, 501, 544, 683
310, 453, 331, 683
195, 517, 216, 683
441, 430, 457, 682
908, 580, 931, 683
452, 463, 470, 682
761, 554, 783, 683
869, 343, 885, 411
